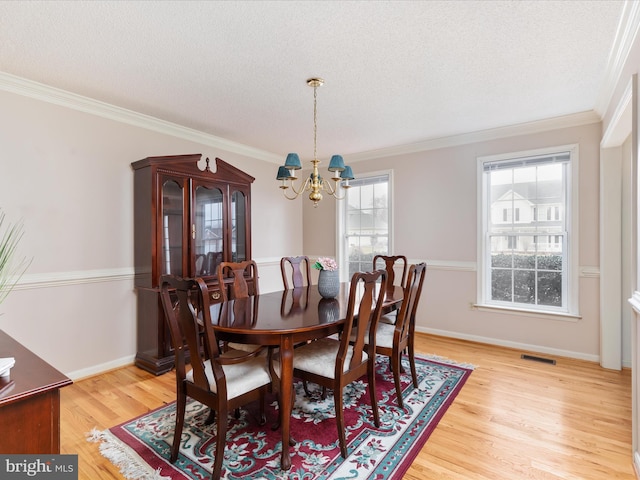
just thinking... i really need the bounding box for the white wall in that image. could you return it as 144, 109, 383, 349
0, 87, 301, 379
305, 122, 604, 361
0, 55, 632, 379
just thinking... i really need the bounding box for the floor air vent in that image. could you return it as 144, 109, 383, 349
521, 354, 556, 365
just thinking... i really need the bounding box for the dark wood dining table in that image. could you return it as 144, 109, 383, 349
209, 281, 403, 471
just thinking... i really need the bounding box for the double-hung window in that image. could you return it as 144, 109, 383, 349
478, 145, 578, 315
338, 172, 391, 280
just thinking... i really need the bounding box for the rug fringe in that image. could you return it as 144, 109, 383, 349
87, 428, 172, 480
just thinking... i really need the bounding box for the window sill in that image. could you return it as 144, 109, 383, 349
472, 303, 581, 322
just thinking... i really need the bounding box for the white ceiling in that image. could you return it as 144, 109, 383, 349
0, 1, 628, 162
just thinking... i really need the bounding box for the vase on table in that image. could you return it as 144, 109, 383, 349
317, 269, 340, 299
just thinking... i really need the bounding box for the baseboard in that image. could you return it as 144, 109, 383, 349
67, 354, 136, 381
418, 326, 600, 364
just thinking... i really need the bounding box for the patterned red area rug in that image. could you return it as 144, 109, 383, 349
89, 355, 473, 479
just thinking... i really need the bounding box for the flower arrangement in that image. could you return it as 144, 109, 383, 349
313, 257, 338, 271
0, 210, 30, 306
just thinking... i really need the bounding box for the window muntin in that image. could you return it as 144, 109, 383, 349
481, 150, 572, 312
340, 173, 390, 280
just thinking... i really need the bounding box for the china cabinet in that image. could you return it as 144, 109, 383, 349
132, 154, 254, 374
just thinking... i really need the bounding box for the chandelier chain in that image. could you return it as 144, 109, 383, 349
313, 84, 318, 160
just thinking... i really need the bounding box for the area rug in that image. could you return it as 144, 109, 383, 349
89, 354, 473, 480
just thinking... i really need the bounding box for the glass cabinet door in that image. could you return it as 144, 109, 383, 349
194, 184, 225, 277
231, 190, 247, 263
161, 179, 184, 277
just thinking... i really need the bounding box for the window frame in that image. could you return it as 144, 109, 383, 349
337, 169, 393, 282
476, 144, 579, 317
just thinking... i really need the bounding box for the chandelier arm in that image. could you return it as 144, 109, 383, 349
282, 189, 303, 201
288, 177, 311, 196
330, 190, 347, 201
326, 177, 347, 195
324, 180, 348, 200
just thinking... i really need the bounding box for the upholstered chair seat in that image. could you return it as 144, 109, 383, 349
272, 338, 368, 378
185, 355, 271, 399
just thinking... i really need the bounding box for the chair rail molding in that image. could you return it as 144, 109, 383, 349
6, 268, 135, 290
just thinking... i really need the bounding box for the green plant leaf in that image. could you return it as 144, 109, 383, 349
0, 210, 31, 305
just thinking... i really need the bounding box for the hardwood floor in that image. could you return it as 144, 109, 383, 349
60, 334, 636, 479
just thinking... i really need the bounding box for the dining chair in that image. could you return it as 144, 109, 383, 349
217, 260, 262, 354
367, 262, 427, 409
271, 269, 388, 458
160, 275, 271, 480
280, 255, 312, 289
217, 260, 259, 299
373, 254, 408, 324
195, 254, 206, 276
373, 254, 408, 290
280, 255, 317, 395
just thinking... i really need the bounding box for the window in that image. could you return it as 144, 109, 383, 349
338, 172, 391, 280
478, 146, 578, 314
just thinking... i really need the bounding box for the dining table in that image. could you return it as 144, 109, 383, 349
209, 281, 403, 471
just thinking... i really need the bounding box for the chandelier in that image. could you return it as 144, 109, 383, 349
276, 78, 355, 207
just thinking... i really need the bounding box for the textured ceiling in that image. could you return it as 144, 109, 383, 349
0, 1, 627, 161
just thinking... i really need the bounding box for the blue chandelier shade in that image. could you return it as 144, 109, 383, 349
327, 155, 345, 172
276, 166, 291, 180
284, 153, 302, 170
340, 165, 355, 180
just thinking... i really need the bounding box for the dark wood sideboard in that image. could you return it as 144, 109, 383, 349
0, 330, 72, 453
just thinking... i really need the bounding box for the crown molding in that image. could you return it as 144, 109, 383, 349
0, 70, 602, 165
0, 71, 281, 164
601, 77, 632, 148
347, 111, 601, 163
595, 0, 640, 117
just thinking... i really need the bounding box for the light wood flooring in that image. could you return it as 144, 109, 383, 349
60, 334, 636, 479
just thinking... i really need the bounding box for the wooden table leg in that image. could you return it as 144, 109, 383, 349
279, 334, 294, 471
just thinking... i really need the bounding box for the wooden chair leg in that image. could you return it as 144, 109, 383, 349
171, 391, 187, 463
408, 342, 418, 388
302, 379, 312, 397
204, 409, 216, 425
302, 380, 327, 399
392, 350, 404, 409
368, 360, 380, 427
258, 388, 266, 426
213, 405, 228, 480
334, 385, 348, 458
